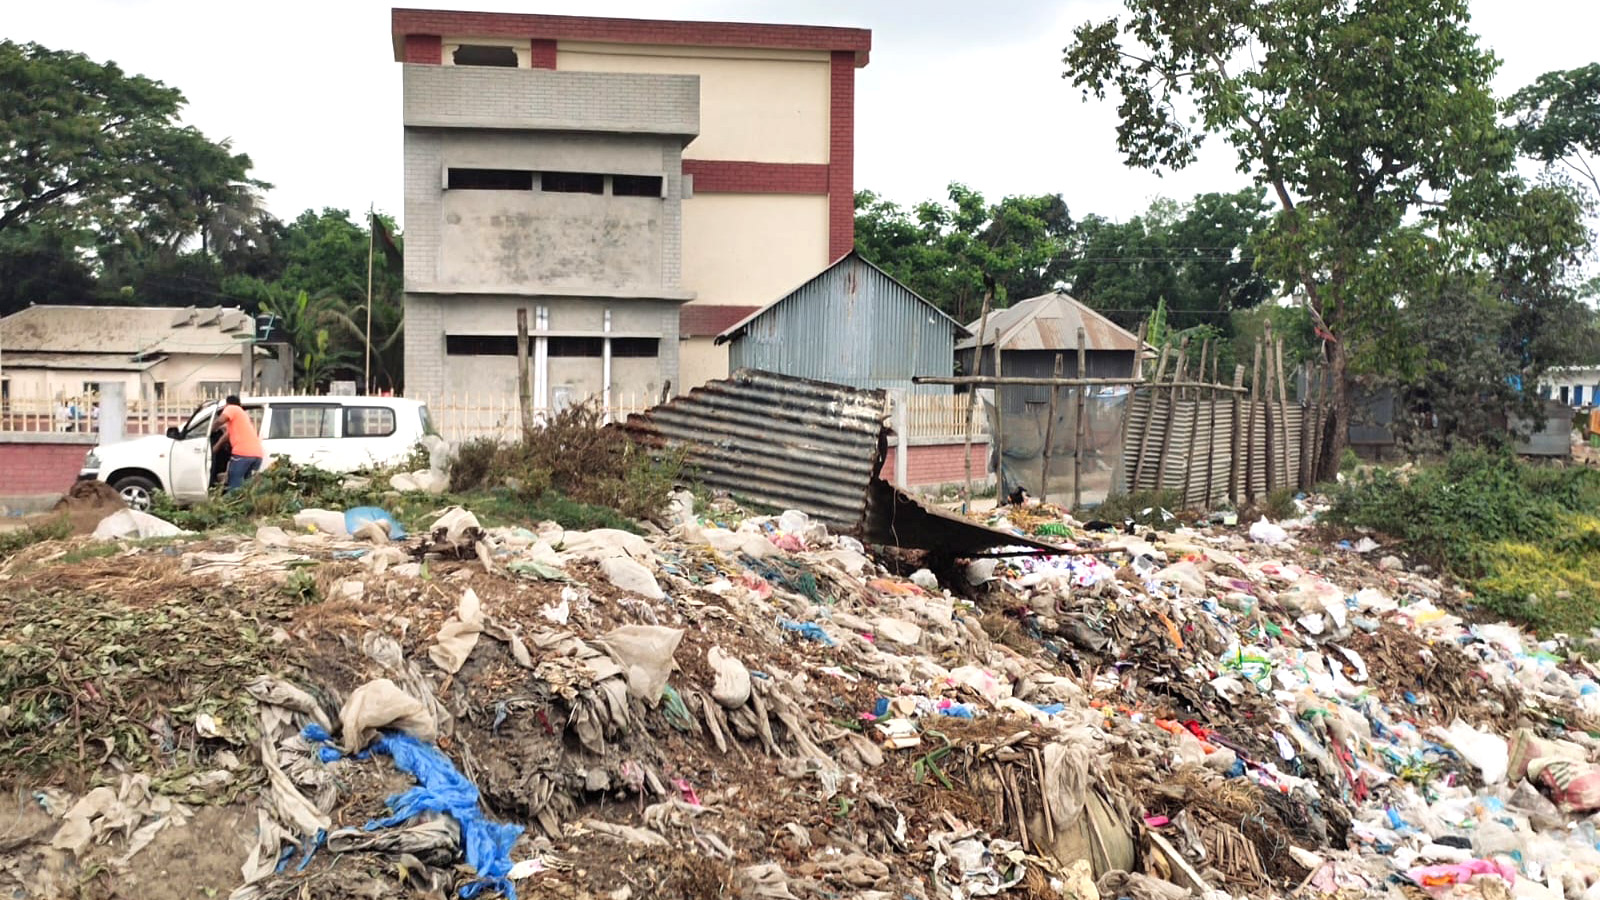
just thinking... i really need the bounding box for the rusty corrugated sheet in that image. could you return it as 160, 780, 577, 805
955, 291, 1144, 353
623, 368, 1070, 554
622, 368, 890, 531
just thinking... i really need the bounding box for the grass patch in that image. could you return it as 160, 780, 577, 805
1086, 489, 1184, 526
1327, 449, 1600, 634
0, 516, 72, 561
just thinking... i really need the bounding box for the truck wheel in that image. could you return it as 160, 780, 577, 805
112, 475, 159, 511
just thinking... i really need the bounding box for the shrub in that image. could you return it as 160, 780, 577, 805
447, 401, 683, 521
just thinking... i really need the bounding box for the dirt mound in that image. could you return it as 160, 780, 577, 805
47, 478, 126, 534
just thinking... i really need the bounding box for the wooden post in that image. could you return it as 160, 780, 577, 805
1228, 364, 1245, 505
1205, 351, 1220, 508
1041, 354, 1064, 505
1180, 340, 1210, 507
1131, 341, 1172, 493
1074, 328, 1088, 510
1276, 338, 1292, 491
1155, 337, 1189, 499
962, 286, 995, 512
1247, 341, 1261, 502
516, 308, 532, 436
1263, 334, 1278, 493
995, 342, 1007, 496
1114, 320, 1149, 495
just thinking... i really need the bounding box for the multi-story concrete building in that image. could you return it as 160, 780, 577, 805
391, 9, 870, 405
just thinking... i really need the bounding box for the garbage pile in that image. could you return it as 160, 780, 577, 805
2, 490, 1599, 900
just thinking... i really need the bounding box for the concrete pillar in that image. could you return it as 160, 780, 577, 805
99, 382, 126, 445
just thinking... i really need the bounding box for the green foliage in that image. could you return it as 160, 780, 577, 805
1064, 0, 1591, 479
1508, 63, 1600, 198
1260, 488, 1298, 522
0, 40, 268, 317
0, 517, 72, 561
0, 581, 296, 793
448, 401, 685, 521
1088, 489, 1184, 525
1327, 451, 1600, 632
855, 184, 1072, 321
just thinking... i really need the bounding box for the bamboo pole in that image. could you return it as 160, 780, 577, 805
962, 285, 995, 513
1114, 320, 1149, 496
995, 342, 1007, 497
1247, 341, 1262, 502
1132, 342, 1173, 493
1263, 333, 1278, 493
1155, 337, 1189, 499
1205, 351, 1220, 508
1228, 364, 1244, 505
1276, 338, 1292, 491
1041, 353, 1064, 506
1074, 328, 1087, 510
1182, 339, 1211, 507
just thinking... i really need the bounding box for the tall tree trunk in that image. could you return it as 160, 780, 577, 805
1317, 337, 1349, 482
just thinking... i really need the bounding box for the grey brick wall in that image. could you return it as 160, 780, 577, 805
403, 130, 442, 290
661, 144, 683, 291
404, 294, 445, 399
403, 65, 699, 135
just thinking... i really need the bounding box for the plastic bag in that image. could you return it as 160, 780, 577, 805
1433, 720, 1509, 785
1249, 517, 1289, 544
344, 506, 405, 540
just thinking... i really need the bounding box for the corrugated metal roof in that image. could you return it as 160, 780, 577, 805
716, 250, 969, 343
717, 253, 967, 394
623, 368, 890, 531
955, 291, 1142, 353
621, 368, 1072, 554
0, 305, 254, 358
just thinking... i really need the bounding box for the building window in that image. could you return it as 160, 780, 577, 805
541, 172, 605, 194
452, 44, 519, 67
612, 175, 663, 198
345, 407, 397, 438
448, 168, 534, 191
549, 337, 604, 357
446, 335, 519, 356
612, 338, 660, 358
267, 404, 338, 440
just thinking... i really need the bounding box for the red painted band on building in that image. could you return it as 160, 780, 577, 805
404, 34, 442, 64
682, 160, 829, 194
828, 50, 855, 260
529, 38, 557, 69
392, 9, 871, 63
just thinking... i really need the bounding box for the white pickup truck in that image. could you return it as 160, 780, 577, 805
79, 395, 437, 508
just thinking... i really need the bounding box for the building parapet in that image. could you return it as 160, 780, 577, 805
403, 65, 700, 136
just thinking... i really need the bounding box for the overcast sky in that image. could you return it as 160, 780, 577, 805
7, 1, 1598, 229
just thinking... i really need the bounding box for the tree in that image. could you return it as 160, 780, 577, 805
0, 40, 265, 243
1508, 63, 1600, 199
1064, 0, 1587, 477
855, 185, 1070, 321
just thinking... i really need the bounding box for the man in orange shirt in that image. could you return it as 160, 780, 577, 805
213, 396, 265, 492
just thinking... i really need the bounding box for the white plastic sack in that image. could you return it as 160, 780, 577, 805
1249, 517, 1289, 545
708, 646, 752, 708
600, 555, 664, 600
340, 678, 437, 752
1432, 720, 1509, 785
596, 625, 684, 702
92, 509, 186, 541
293, 508, 349, 537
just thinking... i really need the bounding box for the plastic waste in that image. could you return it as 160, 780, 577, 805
708, 646, 752, 709
345, 506, 405, 541
1249, 517, 1289, 544
595, 625, 684, 703
294, 508, 349, 537
1433, 721, 1509, 785
599, 555, 664, 600
92, 509, 186, 541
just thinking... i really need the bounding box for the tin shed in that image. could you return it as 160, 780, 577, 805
715, 251, 968, 394
956, 291, 1144, 413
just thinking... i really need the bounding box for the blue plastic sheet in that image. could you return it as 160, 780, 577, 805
365, 733, 522, 899
303, 724, 522, 899
778, 618, 836, 646
344, 506, 406, 540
